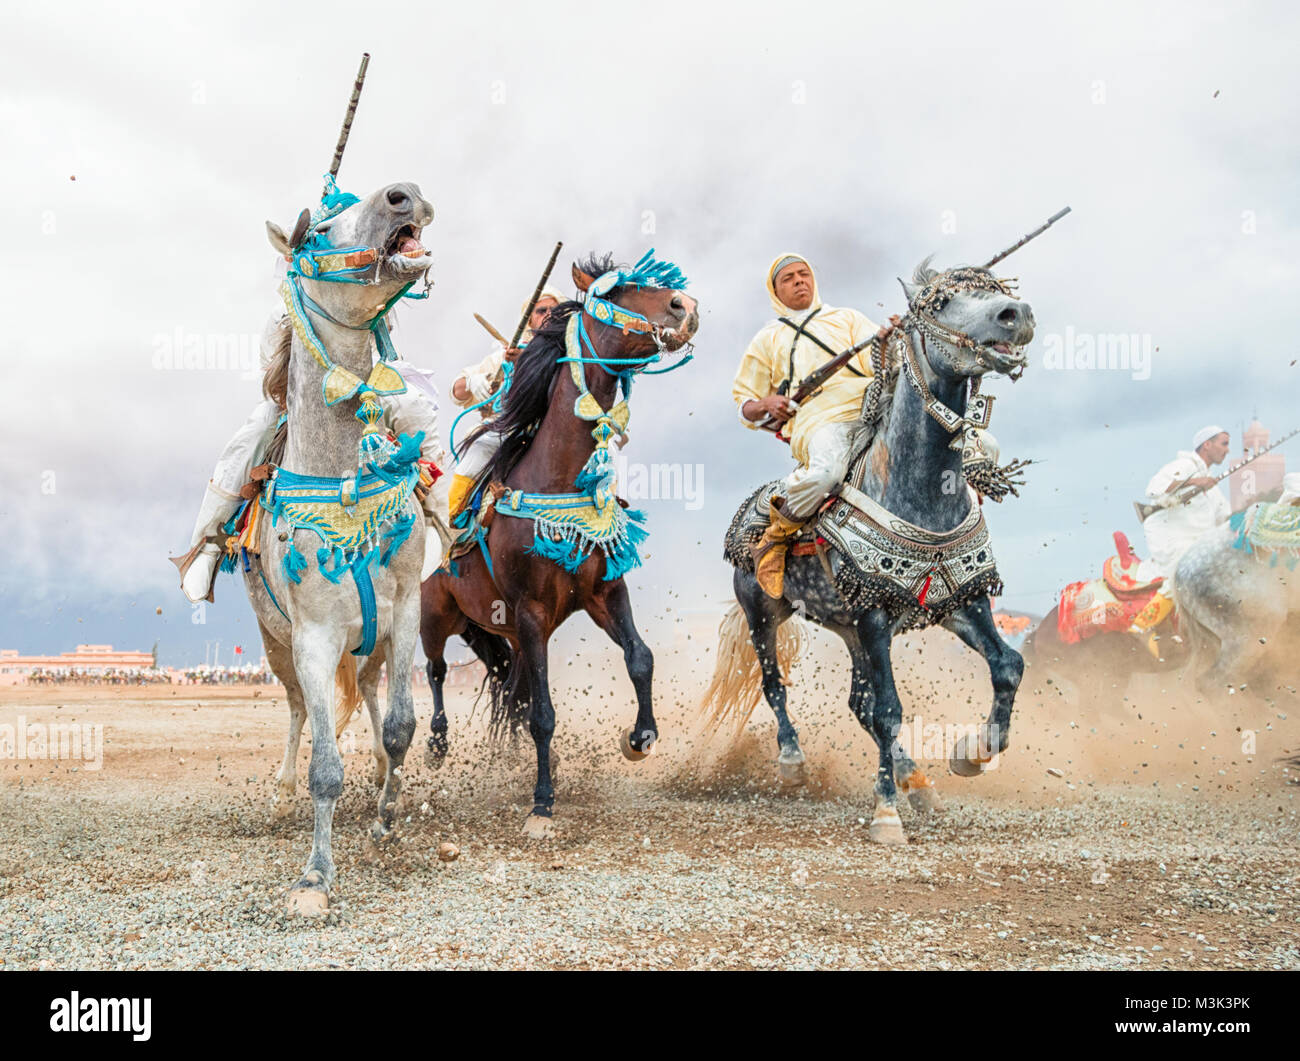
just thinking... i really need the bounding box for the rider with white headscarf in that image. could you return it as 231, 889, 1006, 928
446, 285, 566, 516
1130, 424, 1233, 640
732, 253, 880, 597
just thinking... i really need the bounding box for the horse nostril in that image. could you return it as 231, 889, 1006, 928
387, 187, 410, 209
996, 306, 1019, 326
670, 295, 685, 315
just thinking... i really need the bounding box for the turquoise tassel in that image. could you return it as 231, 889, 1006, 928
283, 542, 308, 585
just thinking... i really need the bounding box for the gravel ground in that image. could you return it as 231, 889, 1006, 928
2, 640, 1297, 970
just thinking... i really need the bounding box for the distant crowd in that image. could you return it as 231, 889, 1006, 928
23, 664, 278, 686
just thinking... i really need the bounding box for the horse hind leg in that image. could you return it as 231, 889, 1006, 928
372, 591, 421, 843
857, 609, 908, 844
259, 624, 305, 820
735, 571, 805, 783
515, 604, 557, 839
359, 650, 386, 788
425, 657, 450, 767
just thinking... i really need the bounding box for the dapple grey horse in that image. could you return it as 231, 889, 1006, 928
248, 182, 433, 915
1175, 501, 1300, 695
703, 261, 1034, 844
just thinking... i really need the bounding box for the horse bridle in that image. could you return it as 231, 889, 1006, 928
902, 267, 1025, 381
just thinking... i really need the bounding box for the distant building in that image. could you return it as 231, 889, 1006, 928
0, 644, 155, 675
1228, 419, 1287, 511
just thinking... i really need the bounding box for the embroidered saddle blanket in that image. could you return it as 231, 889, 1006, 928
1230, 502, 1300, 567
724, 477, 1002, 632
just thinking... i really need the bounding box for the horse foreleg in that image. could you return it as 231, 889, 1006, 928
588, 578, 659, 762
942, 597, 1024, 777
373, 592, 420, 842
286, 624, 348, 916
859, 608, 907, 844
736, 573, 802, 782
516, 604, 557, 838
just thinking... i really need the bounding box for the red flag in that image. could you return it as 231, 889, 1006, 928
234, 645, 243, 655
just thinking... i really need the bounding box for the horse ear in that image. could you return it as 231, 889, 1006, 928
288, 208, 311, 251
572, 263, 596, 293
898, 276, 920, 305
266, 220, 292, 257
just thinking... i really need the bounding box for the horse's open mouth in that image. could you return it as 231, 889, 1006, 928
385, 223, 428, 259
984, 341, 1028, 375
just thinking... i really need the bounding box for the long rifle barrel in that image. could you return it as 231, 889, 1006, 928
983, 206, 1071, 269
325, 53, 370, 194
511, 241, 564, 349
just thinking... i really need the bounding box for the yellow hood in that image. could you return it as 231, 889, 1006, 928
765, 252, 822, 317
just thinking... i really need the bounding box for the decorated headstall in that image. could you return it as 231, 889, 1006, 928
894, 267, 1031, 502
903, 267, 1024, 381
279, 174, 432, 483
572, 249, 694, 371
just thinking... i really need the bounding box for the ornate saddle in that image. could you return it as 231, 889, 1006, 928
1056, 532, 1166, 644
724, 462, 1003, 632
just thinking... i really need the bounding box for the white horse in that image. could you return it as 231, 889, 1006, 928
1175, 492, 1300, 694
247, 180, 434, 915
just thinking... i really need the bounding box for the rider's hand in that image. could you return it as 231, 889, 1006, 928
1184, 477, 1218, 490
503, 345, 524, 363
747, 394, 798, 424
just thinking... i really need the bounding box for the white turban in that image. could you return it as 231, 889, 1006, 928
1280, 473, 1300, 505
1192, 424, 1227, 450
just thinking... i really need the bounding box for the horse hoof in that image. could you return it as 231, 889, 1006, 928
868, 807, 907, 845
424, 736, 448, 771
286, 884, 329, 917
372, 764, 388, 789
521, 813, 555, 840
949, 735, 990, 777
271, 796, 294, 821
370, 819, 396, 844
620, 728, 654, 762
774, 759, 806, 785
900, 770, 942, 814
906, 783, 943, 814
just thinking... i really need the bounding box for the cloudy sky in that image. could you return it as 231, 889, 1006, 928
2, 0, 1296, 666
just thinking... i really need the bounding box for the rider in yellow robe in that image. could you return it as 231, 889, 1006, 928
732, 253, 880, 596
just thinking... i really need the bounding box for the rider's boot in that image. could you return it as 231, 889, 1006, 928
448, 474, 474, 520
1129, 589, 1175, 659
750, 497, 805, 599
171, 483, 239, 604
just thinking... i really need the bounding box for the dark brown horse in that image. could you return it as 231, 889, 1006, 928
420, 253, 699, 837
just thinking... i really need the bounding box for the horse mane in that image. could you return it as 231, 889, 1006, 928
262, 315, 292, 409
466, 253, 624, 490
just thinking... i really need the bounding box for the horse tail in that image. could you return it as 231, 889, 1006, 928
695, 603, 809, 736
459, 623, 523, 740
334, 653, 363, 738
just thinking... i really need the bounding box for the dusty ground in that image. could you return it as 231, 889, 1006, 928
1, 626, 1297, 970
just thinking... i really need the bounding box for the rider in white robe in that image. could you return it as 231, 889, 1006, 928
446, 286, 565, 516
1141, 426, 1232, 577
1130, 425, 1231, 643
175, 310, 451, 602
